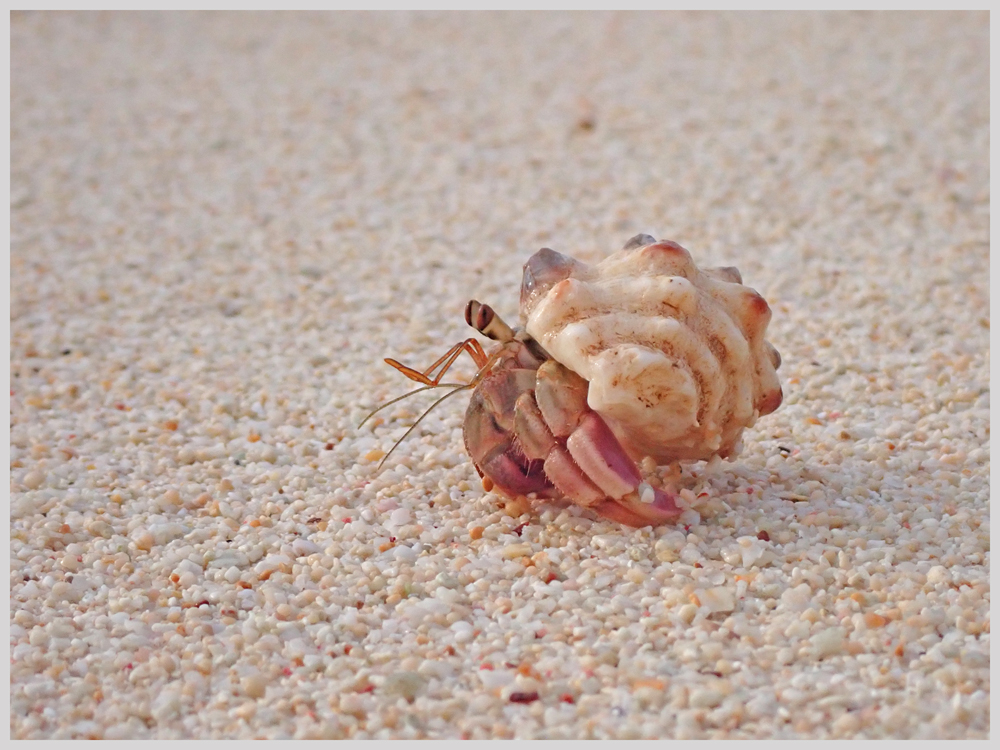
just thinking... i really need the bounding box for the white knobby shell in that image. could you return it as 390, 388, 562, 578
520, 235, 782, 464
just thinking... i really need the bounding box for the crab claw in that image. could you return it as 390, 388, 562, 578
547, 410, 682, 527
529, 364, 682, 527
592, 486, 681, 528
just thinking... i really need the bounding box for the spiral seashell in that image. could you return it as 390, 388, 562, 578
520, 234, 782, 465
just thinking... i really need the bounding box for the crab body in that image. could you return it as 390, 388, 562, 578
460, 234, 782, 527
373, 234, 782, 528
462, 332, 682, 527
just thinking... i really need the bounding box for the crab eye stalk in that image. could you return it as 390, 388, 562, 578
466, 300, 514, 343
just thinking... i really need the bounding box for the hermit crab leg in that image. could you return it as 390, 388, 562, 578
384, 338, 489, 386
542, 415, 683, 527
527, 363, 683, 527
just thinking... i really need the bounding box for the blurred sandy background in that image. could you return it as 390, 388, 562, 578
11, 12, 989, 739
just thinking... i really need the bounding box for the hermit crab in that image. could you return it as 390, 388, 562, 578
363, 234, 783, 527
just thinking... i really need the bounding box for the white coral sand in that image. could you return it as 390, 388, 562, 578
10, 11, 988, 740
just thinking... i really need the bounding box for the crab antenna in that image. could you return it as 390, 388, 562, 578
373, 382, 476, 473
357, 382, 468, 430
370, 344, 509, 474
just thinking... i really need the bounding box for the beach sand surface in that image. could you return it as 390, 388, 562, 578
10, 11, 989, 739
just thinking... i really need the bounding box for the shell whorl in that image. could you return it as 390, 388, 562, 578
520, 236, 783, 464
